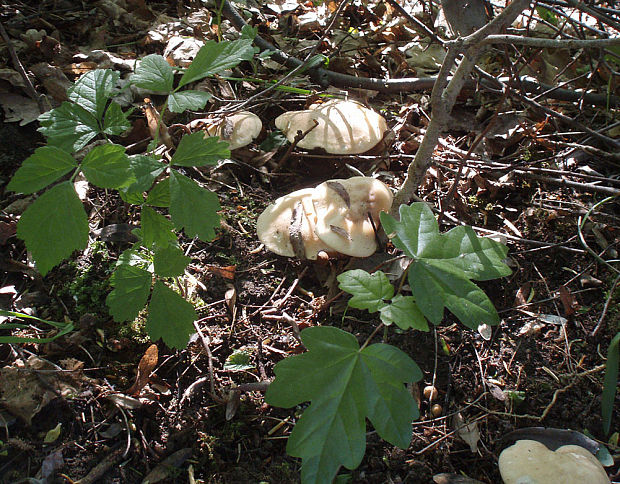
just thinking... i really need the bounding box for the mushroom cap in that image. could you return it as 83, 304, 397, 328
205, 111, 262, 150
498, 440, 610, 484
256, 188, 328, 260
274, 100, 387, 154
312, 177, 393, 257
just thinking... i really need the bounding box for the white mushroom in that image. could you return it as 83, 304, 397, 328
498, 440, 610, 484
274, 100, 388, 154
312, 177, 393, 257
198, 111, 262, 150
256, 188, 329, 260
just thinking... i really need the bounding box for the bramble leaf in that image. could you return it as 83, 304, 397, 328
68, 69, 120, 120
146, 281, 196, 349
379, 295, 428, 331
7, 146, 77, 194
602, 332, 620, 435
169, 171, 220, 241
17, 182, 88, 276
337, 269, 393, 312
178, 39, 255, 88
146, 179, 170, 207
171, 131, 230, 167
141, 206, 176, 249
106, 258, 152, 322
103, 102, 131, 135
168, 91, 212, 113
153, 245, 190, 277
266, 326, 421, 484
132, 54, 174, 92
81, 144, 134, 189
38, 102, 100, 152
121, 154, 166, 203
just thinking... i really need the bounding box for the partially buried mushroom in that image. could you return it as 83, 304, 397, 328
256, 177, 393, 259
274, 99, 388, 154
194, 111, 262, 150
498, 439, 610, 484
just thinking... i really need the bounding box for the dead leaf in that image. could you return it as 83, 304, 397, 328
518, 320, 544, 337
107, 393, 142, 410
453, 412, 480, 453
143, 99, 174, 148
558, 285, 579, 317
141, 448, 192, 484
514, 282, 531, 307
225, 284, 237, 313
205, 264, 236, 280
0, 93, 41, 125
127, 344, 158, 395
0, 221, 17, 245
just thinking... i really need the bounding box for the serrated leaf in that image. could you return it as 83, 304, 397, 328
81, 143, 134, 188
380, 203, 441, 259
17, 182, 88, 276
121, 154, 166, 203
153, 245, 190, 277
103, 102, 131, 135
146, 178, 170, 207
146, 281, 196, 349
602, 332, 620, 435
266, 326, 421, 484
169, 171, 220, 241
132, 54, 174, 92
337, 269, 393, 312
168, 90, 212, 113
141, 206, 176, 249
7, 146, 77, 194
410, 262, 500, 328
178, 39, 255, 88
68, 69, 120, 120
38, 102, 100, 152
224, 348, 254, 371
106, 260, 152, 322
379, 295, 428, 331
171, 131, 230, 167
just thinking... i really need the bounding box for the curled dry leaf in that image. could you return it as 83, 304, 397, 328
127, 343, 158, 395
453, 412, 480, 453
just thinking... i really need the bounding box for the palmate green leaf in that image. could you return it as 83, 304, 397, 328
146, 281, 196, 349
171, 131, 230, 167
17, 182, 88, 276
132, 54, 174, 92
141, 206, 177, 249
153, 245, 190, 277
68, 69, 120, 120
106, 259, 152, 322
38, 102, 100, 152
7, 146, 77, 194
379, 295, 428, 331
337, 270, 393, 312
168, 91, 212, 113
81, 144, 134, 189
266, 326, 421, 484
169, 170, 220, 241
178, 39, 256, 88
103, 102, 131, 135
602, 332, 620, 435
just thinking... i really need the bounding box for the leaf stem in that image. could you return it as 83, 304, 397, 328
360, 323, 384, 351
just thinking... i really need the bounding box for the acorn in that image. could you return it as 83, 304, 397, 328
430, 404, 443, 418
423, 385, 439, 402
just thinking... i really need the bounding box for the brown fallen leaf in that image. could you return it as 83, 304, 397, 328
127, 344, 158, 396
205, 264, 236, 280
558, 285, 579, 317
143, 99, 174, 149
514, 282, 531, 307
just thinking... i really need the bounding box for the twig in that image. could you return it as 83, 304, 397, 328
192, 321, 222, 402
590, 273, 620, 338
479, 34, 620, 49
276, 119, 319, 170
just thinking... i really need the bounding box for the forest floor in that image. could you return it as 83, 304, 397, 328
0, 1, 619, 483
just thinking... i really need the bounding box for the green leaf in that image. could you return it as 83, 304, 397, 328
240, 24, 258, 40
103, 102, 131, 135
153, 245, 190, 277
121, 154, 167, 202
16, 182, 88, 276
7, 146, 77, 194
178, 39, 255, 88
81, 143, 134, 188
171, 131, 230, 167
146, 178, 170, 207
379, 295, 428, 331
68, 69, 120, 120
106, 258, 152, 322
38, 102, 100, 152
169, 171, 220, 241
602, 332, 620, 435
132, 54, 174, 92
337, 269, 393, 312
266, 326, 421, 484
0, 310, 74, 344
381, 203, 441, 259
168, 91, 212, 113
146, 281, 196, 349
224, 348, 254, 371
409, 262, 500, 328
141, 206, 176, 249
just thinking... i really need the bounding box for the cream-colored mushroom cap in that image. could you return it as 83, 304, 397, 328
204, 111, 262, 150
312, 177, 393, 257
256, 188, 328, 260
499, 440, 610, 484
274, 100, 387, 154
